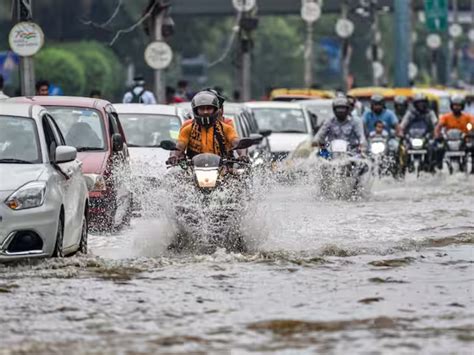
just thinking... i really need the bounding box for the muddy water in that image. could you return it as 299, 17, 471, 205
0, 173, 473, 354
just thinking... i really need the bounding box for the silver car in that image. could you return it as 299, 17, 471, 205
0, 103, 89, 260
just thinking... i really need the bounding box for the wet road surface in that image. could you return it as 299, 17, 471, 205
0, 172, 473, 354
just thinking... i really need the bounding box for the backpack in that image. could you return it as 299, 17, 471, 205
130, 87, 145, 103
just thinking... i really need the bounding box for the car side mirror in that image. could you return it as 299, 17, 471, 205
233, 137, 254, 150
250, 133, 264, 144
159, 140, 178, 151
55, 146, 77, 163
112, 133, 124, 152
258, 129, 272, 138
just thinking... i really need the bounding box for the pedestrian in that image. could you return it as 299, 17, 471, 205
177, 79, 192, 101
166, 86, 184, 104
0, 74, 8, 100
35, 80, 50, 96
123, 75, 156, 104
90, 89, 101, 99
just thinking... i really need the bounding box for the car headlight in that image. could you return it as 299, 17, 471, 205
84, 174, 106, 192
411, 138, 424, 149
5, 181, 47, 210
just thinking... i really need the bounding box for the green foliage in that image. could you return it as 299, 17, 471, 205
34, 41, 124, 99
60, 41, 124, 99
35, 48, 86, 95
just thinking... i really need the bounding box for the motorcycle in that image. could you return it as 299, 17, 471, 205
403, 127, 431, 177
369, 136, 401, 178
318, 139, 371, 199
443, 129, 467, 174
159, 138, 255, 252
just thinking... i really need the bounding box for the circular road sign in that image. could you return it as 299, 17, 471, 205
9, 22, 44, 57
449, 24, 463, 38
409, 62, 418, 79
426, 33, 442, 49
144, 41, 173, 70
372, 61, 384, 79
232, 0, 256, 12
301, 2, 321, 23
335, 18, 354, 38
366, 47, 384, 61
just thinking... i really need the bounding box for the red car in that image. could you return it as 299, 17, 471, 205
8, 96, 133, 232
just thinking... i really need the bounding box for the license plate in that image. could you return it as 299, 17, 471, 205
445, 151, 465, 157
407, 150, 427, 154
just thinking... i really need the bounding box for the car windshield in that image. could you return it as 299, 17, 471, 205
306, 105, 333, 126
0, 116, 41, 163
119, 114, 181, 147
252, 108, 308, 133
48, 107, 106, 151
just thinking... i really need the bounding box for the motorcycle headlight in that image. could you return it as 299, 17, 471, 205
411, 138, 424, 149
84, 174, 107, 192
5, 181, 47, 210
370, 142, 386, 155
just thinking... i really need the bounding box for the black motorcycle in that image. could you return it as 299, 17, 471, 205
443, 129, 467, 174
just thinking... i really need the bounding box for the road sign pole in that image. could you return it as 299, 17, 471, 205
154, 11, 165, 104
394, 0, 411, 87
304, 21, 314, 88
17, 0, 35, 96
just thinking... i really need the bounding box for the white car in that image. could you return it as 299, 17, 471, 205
113, 104, 185, 199
0, 103, 88, 260
244, 101, 315, 160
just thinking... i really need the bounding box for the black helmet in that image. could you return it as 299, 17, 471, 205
332, 97, 350, 120
412, 93, 428, 104
450, 94, 465, 112
191, 91, 220, 127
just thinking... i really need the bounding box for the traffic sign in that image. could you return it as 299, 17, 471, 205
335, 18, 354, 38
424, 0, 448, 32
469, 29, 474, 42
409, 62, 418, 79
232, 0, 256, 12
449, 24, 462, 38
144, 41, 173, 70
372, 62, 384, 79
301, 2, 321, 23
366, 46, 384, 61
426, 33, 442, 49
8, 21, 44, 57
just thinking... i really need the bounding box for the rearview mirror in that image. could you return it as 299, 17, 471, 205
159, 140, 178, 151
55, 146, 77, 163
258, 129, 272, 138
112, 133, 124, 152
250, 133, 263, 144
233, 137, 254, 150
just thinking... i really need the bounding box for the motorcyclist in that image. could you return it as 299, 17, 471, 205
400, 93, 437, 171
400, 93, 437, 136
182, 88, 233, 127
434, 95, 474, 173
363, 94, 400, 137
313, 97, 367, 151
394, 95, 409, 121
166, 91, 241, 165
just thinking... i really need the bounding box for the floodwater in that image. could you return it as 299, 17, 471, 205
0, 171, 473, 354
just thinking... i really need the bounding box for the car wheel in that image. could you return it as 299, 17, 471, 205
78, 214, 88, 255
52, 216, 64, 257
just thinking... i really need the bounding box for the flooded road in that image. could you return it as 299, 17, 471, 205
1, 173, 473, 354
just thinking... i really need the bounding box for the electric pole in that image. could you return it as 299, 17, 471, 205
237, 6, 258, 102
394, 0, 411, 87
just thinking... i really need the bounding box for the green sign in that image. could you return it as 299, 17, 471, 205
424, 0, 448, 32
